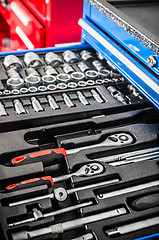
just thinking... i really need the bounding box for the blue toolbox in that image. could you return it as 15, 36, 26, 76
0, 1, 159, 240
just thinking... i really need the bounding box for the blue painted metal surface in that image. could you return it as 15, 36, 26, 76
81, 1, 159, 110
134, 233, 159, 240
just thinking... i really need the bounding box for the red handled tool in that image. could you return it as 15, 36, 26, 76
11, 148, 67, 167
6, 163, 104, 192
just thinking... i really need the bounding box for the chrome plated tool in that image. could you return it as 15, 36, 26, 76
31, 97, 43, 112
76, 91, 89, 105
66, 133, 134, 155
13, 99, 26, 115
0, 102, 7, 116
70, 233, 94, 240
9, 201, 93, 226
11, 207, 127, 240
47, 95, 59, 110
90, 89, 104, 103
62, 93, 74, 108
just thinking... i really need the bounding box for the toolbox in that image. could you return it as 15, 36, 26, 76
0, 0, 159, 240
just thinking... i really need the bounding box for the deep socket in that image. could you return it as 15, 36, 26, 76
63, 64, 74, 74
76, 91, 89, 105
26, 68, 40, 77
0, 102, 7, 116
80, 50, 94, 61
78, 62, 90, 72
13, 99, 26, 114
31, 97, 43, 112
45, 66, 58, 75
91, 89, 104, 103
62, 50, 79, 63
92, 60, 105, 71
24, 52, 42, 67
3, 55, 22, 70
45, 52, 63, 66
7, 69, 20, 78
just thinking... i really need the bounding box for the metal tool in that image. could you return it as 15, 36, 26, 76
24, 52, 42, 67
97, 180, 159, 200
86, 70, 98, 80
11, 207, 126, 240
57, 83, 67, 90
86, 80, 95, 86
110, 69, 122, 78
78, 62, 90, 72
25, 75, 41, 88
92, 60, 105, 71
78, 81, 87, 87
62, 93, 74, 108
0, 102, 7, 116
3, 90, 11, 95
71, 72, 85, 82
26, 68, 40, 77
71, 233, 94, 240
90, 89, 104, 103
106, 216, 159, 237
68, 82, 78, 88
45, 52, 63, 66
63, 50, 79, 63
47, 95, 59, 110
3, 55, 22, 70
31, 97, 43, 112
38, 86, 47, 92
9, 177, 119, 206
76, 91, 89, 105
9, 201, 93, 226
47, 84, 57, 91
45, 65, 58, 76
66, 133, 134, 155
7, 69, 20, 78
80, 50, 94, 61
20, 88, 28, 94
94, 146, 159, 166
63, 64, 74, 74
57, 73, 71, 83
12, 89, 20, 95
13, 99, 26, 115
128, 84, 143, 99
28, 86, 38, 93
7, 77, 24, 90
42, 75, 56, 85
98, 69, 110, 79
107, 86, 128, 105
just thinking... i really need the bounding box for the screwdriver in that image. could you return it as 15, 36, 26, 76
11, 207, 127, 240
9, 177, 119, 206
9, 201, 93, 226
6, 163, 104, 191
10, 148, 67, 167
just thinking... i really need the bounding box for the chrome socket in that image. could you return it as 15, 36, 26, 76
26, 68, 40, 77
0, 91, 2, 96
7, 77, 24, 90
31, 97, 43, 112
92, 60, 105, 71
62, 93, 74, 108
103, 78, 114, 83
42, 75, 56, 86
56, 73, 70, 83
20, 88, 28, 94
24, 52, 42, 67
96, 79, 104, 85
78, 62, 89, 72
90, 89, 104, 104
13, 99, 26, 114
62, 50, 79, 63
28, 86, 38, 93
3, 90, 11, 95
76, 91, 89, 105
80, 50, 94, 61
63, 64, 74, 74
107, 86, 127, 104
47, 95, 59, 110
45, 66, 58, 76
68, 82, 77, 89
86, 80, 95, 86
7, 69, 20, 78
3, 55, 22, 70
38, 86, 47, 92
57, 83, 67, 90
71, 72, 85, 82
25, 75, 41, 88
85, 70, 98, 80
47, 84, 57, 91
45, 52, 63, 66
0, 102, 7, 116
98, 69, 110, 79
11, 89, 20, 95
78, 81, 87, 87
110, 69, 122, 78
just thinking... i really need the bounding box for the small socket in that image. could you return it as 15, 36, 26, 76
63, 64, 74, 74
78, 81, 87, 87
42, 75, 56, 86
80, 50, 94, 61
47, 84, 57, 91
25, 75, 41, 88
71, 72, 85, 82
28, 86, 38, 93
67, 82, 77, 88
7, 78, 24, 90
20, 88, 28, 94
96, 79, 103, 85
45, 66, 58, 76
38, 86, 47, 92
62, 50, 79, 63
78, 62, 90, 72
26, 68, 40, 77
86, 80, 95, 86
56, 73, 70, 83
98, 69, 110, 79
7, 69, 20, 78
24, 52, 42, 67
3, 90, 11, 95
57, 83, 67, 90
11, 89, 20, 95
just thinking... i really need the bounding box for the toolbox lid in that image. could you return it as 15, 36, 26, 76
80, 0, 159, 109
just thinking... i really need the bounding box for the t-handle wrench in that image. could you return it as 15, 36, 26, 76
11, 207, 127, 240
66, 133, 134, 155
6, 163, 104, 191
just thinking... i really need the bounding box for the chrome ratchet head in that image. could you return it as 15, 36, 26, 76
106, 133, 134, 146
75, 163, 104, 177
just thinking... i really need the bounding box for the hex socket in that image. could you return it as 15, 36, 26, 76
7, 77, 24, 90
45, 52, 63, 66
3, 55, 22, 70
71, 72, 85, 82
24, 52, 42, 67
85, 70, 98, 80
42, 75, 56, 86
56, 73, 70, 83
25, 75, 41, 87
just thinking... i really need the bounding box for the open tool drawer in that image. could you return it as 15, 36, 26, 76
0, 0, 159, 240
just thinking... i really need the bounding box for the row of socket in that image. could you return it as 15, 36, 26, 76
0, 89, 105, 116
3, 50, 105, 70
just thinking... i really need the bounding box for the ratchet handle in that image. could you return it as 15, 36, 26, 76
6, 176, 54, 192
11, 148, 67, 167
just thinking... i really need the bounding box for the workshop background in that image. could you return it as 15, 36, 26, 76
0, 0, 83, 52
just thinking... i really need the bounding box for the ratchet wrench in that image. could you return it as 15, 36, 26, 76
6, 163, 104, 191
66, 133, 134, 155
